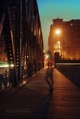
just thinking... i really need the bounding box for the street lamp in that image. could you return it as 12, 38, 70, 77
55, 29, 61, 55
55, 29, 61, 35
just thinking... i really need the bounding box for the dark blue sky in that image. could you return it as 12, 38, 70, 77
37, 0, 80, 51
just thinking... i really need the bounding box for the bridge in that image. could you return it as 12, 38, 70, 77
0, 0, 44, 87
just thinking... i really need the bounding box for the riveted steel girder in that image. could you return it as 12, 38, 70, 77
0, 0, 44, 86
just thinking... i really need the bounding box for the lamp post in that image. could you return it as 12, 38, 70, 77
53, 29, 62, 63
55, 29, 61, 55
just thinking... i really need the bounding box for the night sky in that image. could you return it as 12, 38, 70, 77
37, 0, 80, 51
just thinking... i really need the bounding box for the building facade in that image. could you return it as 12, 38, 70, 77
48, 18, 80, 60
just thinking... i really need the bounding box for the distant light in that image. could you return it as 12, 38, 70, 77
0, 64, 9, 68
46, 54, 50, 59
55, 29, 61, 35
0, 63, 14, 68
10, 64, 14, 68
22, 80, 26, 84
57, 41, 60, 44
70, 23, 73, 26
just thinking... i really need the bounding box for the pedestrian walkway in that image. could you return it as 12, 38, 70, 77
0, 68, 80, 119
49, 68, 80, 119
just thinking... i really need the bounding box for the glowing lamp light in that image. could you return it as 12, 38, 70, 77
46, 54, 50, 59
0, 64, 9, 68
10, 64, 14, 68
23, 80, 26, 84
0, 62, 15, 68
55, 29, 61, 35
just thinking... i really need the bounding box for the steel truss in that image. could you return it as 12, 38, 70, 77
0, 0, 44, 86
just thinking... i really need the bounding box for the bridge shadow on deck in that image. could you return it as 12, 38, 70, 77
34, 92, 53, 119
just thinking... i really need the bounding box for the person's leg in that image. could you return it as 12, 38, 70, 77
45, 76, 53, 91
46, 68, 54, 92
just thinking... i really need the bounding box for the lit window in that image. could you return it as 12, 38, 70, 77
70, 23, 73, 26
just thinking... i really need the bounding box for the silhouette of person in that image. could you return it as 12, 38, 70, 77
45, 61, 54, 92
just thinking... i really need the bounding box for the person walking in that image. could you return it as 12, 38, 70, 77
45, 61, 54, 92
